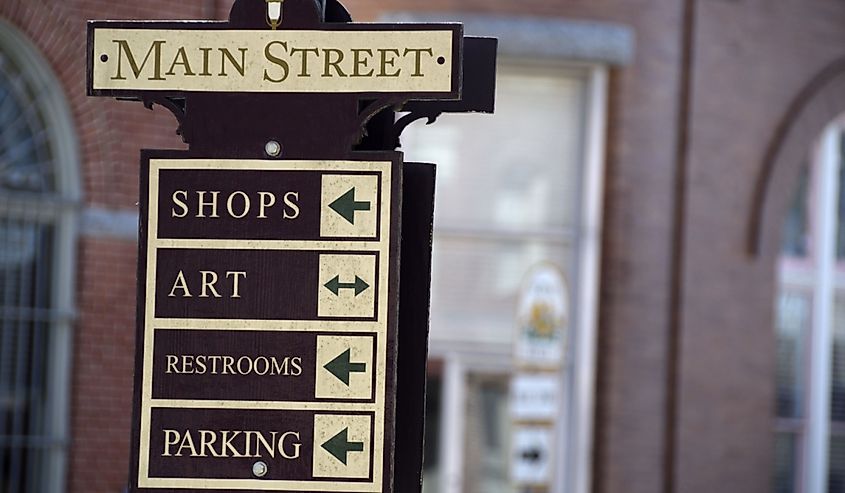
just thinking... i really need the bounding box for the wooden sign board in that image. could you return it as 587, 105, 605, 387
131, 153, 402, 491
88, 23, 463, 98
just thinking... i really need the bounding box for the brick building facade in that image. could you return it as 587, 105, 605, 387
0, 0, 843, 492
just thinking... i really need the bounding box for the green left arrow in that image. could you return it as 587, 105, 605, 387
329, 188, 371, 225
322, 428, 365, 465
324, 349, 367, 386
324, 275, 370, 296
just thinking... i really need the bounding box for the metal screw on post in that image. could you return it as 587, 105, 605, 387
253, 461, 268, 478
265, 140, 283, 158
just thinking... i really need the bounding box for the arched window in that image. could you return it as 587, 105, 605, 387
775, 119, 845, 492
0, 20, 81, 493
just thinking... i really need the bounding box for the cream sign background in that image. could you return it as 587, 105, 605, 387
91, 28, 458, 93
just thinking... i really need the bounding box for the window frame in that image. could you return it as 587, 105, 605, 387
776, 118, 845, 493
417, 59, 608, 493
0, 19, 81, 493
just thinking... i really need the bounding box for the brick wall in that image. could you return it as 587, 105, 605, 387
0, 2, 206, 492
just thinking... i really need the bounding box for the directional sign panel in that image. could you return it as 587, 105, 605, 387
511, 426, 555, 487
510, 374, 561, 423
88, 24, 463, 98
131, 155, 401, 492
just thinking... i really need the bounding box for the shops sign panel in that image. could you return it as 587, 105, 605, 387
133, 156, 401, 491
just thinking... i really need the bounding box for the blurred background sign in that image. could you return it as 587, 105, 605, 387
510, 374, 560, 423
511, 426, 555, 488
515, 264, 569, 369
510, 264, 569, 491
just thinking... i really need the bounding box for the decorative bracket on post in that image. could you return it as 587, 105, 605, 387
87, 0, 496, 157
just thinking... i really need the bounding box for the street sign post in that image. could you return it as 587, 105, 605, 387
86, 0, 497, 492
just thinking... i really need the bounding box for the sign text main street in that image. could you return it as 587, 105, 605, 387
90, 26, 462, 96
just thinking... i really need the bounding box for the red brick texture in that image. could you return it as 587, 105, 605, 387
71, 238, 138, 491
0, 2, 208, 492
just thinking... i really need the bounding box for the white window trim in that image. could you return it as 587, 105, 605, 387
560, 63, 608, 493
778, 118, 845, 493
800, 119, 840, 493
0, 19, 81, 493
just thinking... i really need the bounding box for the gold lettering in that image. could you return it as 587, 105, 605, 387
283, 192, 300, 219
244, 431, 255, 458
168, 271, 192, 298
209, 355, 222, 374
221, 431, 245, 458
404, 47, 434, 77
378, 48, 401, 77
237, 356, 253, 375
226, 271, 247, 298
258, 192, 276, 218
263, 41, 290, 83
163, 430, 180, 457
279, 432, 302, 459
171, 190, 189, 218
226, 191, 251, 219
290, 47, 320, 77
166, 355, 179, 374
166, 46, 195, 76
254, 357, 270, 375
196, 191, 220, 218
199, 430, 223, 457
223, 356, 236, 375
176, 430, 198, 457
200, 271, 222, 298
256, 431, 277, 459
199, 47, 213, 76
322, 48, 347, 78
195, 355, 207, 375
350, 48, 375, 77
111, 39, 166, 81
272, 357, 290, 376
219, 47, 248, 77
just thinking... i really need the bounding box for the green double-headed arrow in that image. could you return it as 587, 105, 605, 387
322, 428, 365, 465
324, 276, 370, 297
329, 188, 371, 225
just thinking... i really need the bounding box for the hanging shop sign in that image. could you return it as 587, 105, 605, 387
514, 263, 570, 369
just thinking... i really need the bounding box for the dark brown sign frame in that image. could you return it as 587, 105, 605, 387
130, 149, 403, 492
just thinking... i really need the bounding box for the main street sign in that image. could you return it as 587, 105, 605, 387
87, 1, 497, 492
90, 26, 462, 96
135, 155, 400, 491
